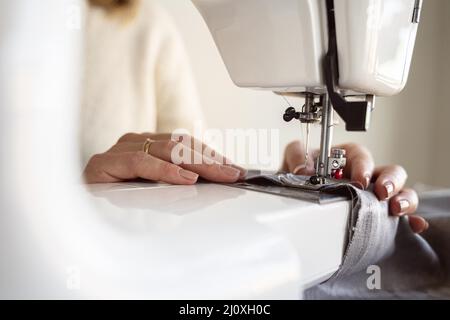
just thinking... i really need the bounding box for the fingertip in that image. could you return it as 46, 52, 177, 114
218, 165, 241, 182
179, 179, 198, 185
404, 188, 420, 212
178, 169, 199, 184
374, 178, 394, 200
293, 164, 304, 175
364, 174, 372, 189
408, 215, 429, 234
345, 144, 375, 187
229, 164, 248, 179
351, 172, 372, 190
373, 165, 407, 200
374, 182, 385, 200
293, 163, 315, 176
285, 140, 307, 173
390, 197, 410, 216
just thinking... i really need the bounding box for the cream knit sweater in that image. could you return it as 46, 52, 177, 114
80, 1, 203, 165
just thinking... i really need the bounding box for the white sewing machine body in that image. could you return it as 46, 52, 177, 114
193, 0, 422, 185
193, 0, 420, 96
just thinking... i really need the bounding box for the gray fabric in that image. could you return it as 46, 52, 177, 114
324, 187, 399, 281
306, 189, 450, 299
237, 172, 398, 245
235, 172, 450, 299
231, 172, 350, 203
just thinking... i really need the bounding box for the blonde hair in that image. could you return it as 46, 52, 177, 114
88, 0, 140, 22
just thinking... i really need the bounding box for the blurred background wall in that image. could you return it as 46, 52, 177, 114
160, 0, 450, 187
434, 0, 450, 187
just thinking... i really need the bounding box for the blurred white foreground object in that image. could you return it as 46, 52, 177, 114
0, 0, 350, 299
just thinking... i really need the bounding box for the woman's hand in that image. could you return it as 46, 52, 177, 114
84, 132, 246, 185
282, 141, 428, 234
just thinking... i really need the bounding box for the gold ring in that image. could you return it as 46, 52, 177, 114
142, 138, 153, 154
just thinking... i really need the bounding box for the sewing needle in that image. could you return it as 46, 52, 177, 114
305, 122, 310, 168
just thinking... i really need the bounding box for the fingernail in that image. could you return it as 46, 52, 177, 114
229, 164, 248, 178
220, 165, 240, 178
293, 164, 306, 175
179, 169, 199, 181
364, 174, 371, 189
417, 221, 429, 234
384, 181, 394, 199
398, 199, 410, 215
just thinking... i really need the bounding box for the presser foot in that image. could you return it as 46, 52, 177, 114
269, 173, 347, 190
309, 175, 327, 185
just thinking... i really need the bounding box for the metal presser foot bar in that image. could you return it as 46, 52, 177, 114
279, 0, 375, 186
282, 92, 347, 186
314, 93, 334, 185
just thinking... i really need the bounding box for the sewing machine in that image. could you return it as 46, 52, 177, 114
193, 0, 422, 185
0, 0, 423, 299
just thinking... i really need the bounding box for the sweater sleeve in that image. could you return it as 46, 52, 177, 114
152, 4, 204, 135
